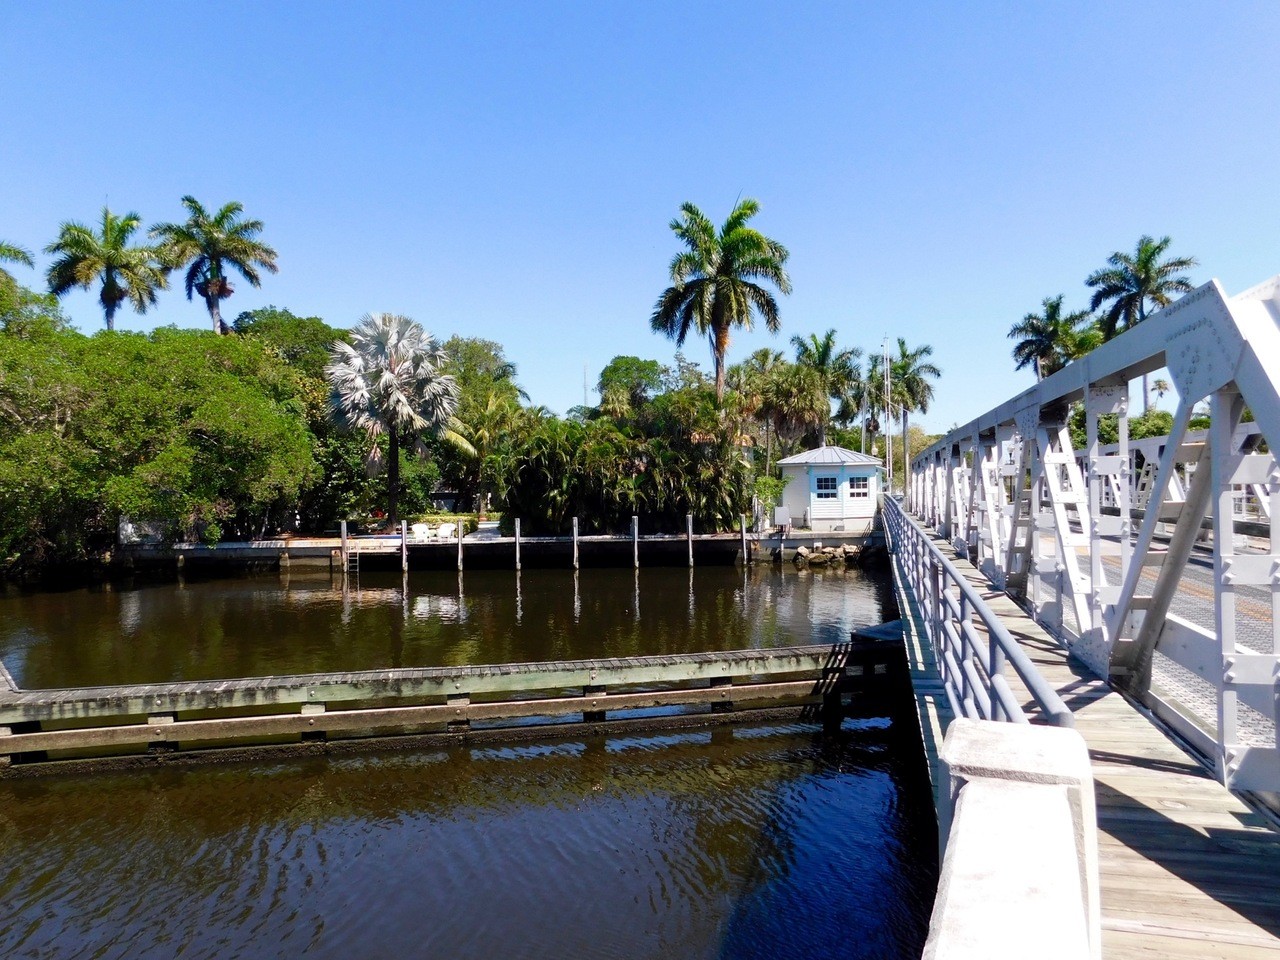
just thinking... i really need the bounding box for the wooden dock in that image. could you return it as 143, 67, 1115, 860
907, 528, 1280, 958
0, 642, 903, 773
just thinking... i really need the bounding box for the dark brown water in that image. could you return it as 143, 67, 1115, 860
0, 566, 937, 959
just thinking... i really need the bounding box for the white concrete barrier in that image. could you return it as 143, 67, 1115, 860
923, 719, 1099, 960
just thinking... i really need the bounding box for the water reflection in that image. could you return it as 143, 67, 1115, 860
0, 718, 935, 960
0, 565, 898, 689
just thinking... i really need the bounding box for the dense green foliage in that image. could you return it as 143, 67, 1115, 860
0, 314, 318, 569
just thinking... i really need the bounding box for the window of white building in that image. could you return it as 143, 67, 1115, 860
848, 476, 870, 498
815, 476, 838, 499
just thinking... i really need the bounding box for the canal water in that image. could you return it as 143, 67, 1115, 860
0, 565, 937, 959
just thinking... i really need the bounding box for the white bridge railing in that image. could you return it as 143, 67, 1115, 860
883, 496, 1073, 726
908, 273, 1280, 795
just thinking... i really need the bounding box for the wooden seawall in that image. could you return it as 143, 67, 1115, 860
0, 640, 905, 774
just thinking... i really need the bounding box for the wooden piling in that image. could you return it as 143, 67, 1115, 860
456, 523, 464, 571
340, 520, 348, 575
514, 517, 522, 571
686, 514, 694, 567
740, 514, 748, 565
400, 520, 408, 572
572, 517, 580, 569
632, 516, 639, 568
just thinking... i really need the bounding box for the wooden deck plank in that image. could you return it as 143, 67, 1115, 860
907, 527, 1280, 958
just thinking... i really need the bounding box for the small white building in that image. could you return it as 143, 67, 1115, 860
775, 446, 883, 533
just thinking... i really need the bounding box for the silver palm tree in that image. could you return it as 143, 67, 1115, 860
326, 312, 472, 527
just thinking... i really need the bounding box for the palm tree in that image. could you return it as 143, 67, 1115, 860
1008, 295, 1098, 381
326, 313, 472, 528
0, 240, 34, 288
728, 348, 785, 471
1152, 378, 1171, 408
761, 363, 826, 453
1086, 236, 1197, 411
151, 196, 278, 334
791, 329, 861, 447
45, 208, 168, 331
890, 338, 941, 477
1085, 236, 1198, 341
651, 199, 792, 404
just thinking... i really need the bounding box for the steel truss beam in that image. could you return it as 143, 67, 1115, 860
906, 275, 1280, 791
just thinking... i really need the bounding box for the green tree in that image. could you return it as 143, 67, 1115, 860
1086, 235, 1198, 341
761, 362, 826, 451
0, 325, 320, 570
1086, 235, 1196, 412
233, 305, 344, 377
151, 196, 279, 334
598, 355, 665, 409
889, 338, 941, 477
45, 207, 168, 332
651, 199, 791, 404
0, 240, 34, 290
1008, 295, 1098, 381
326, 313, 470, 528
791, 329, 861, 447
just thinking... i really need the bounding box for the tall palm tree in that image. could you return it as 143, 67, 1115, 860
45, 208, 168, 331
890, 338, 941, 476
1085, 235, 1198, 341
1008, 295, 1099, 381
151, 196, 278, 334
1086, 235, 1196, 411
0, 240, 34, 288
326, 313, 472, 528
791, 329, 861, 447
651, 199, 791, 404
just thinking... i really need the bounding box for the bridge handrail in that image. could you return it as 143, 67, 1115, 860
883, 497, 1074, 727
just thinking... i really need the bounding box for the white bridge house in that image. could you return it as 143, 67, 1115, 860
777, 446, 882, 533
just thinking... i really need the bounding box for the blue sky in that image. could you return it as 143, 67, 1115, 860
3, 1, 1278, 430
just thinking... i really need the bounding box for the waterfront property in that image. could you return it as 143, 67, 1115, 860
777, 445, 883, 534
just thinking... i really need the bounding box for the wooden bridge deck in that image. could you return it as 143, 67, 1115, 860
915, 529, 1280, 959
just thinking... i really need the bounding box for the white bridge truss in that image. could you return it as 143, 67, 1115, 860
908, 275, 1280, 794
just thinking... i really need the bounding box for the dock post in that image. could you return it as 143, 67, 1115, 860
686, 514, 694, 567
514, 517, 522, 571
340, 520, 348, 575
572, 517, 580, 570
632, 515, 639, 568
457, 522, 464, 572
740, 514, 748, 565
400, 520, 408, 572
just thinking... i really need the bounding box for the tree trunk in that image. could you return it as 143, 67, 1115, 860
712, 322, 729, 404
206, 295, 226, 335
1142, 373, 1151, 412
387, 424, 401, 531
818, 417, 827, 447
104, 301, 116, 333
861, 417, 867, 454
765, 420, 773, 475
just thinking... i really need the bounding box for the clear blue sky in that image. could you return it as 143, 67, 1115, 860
3, 1, 1278, 430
